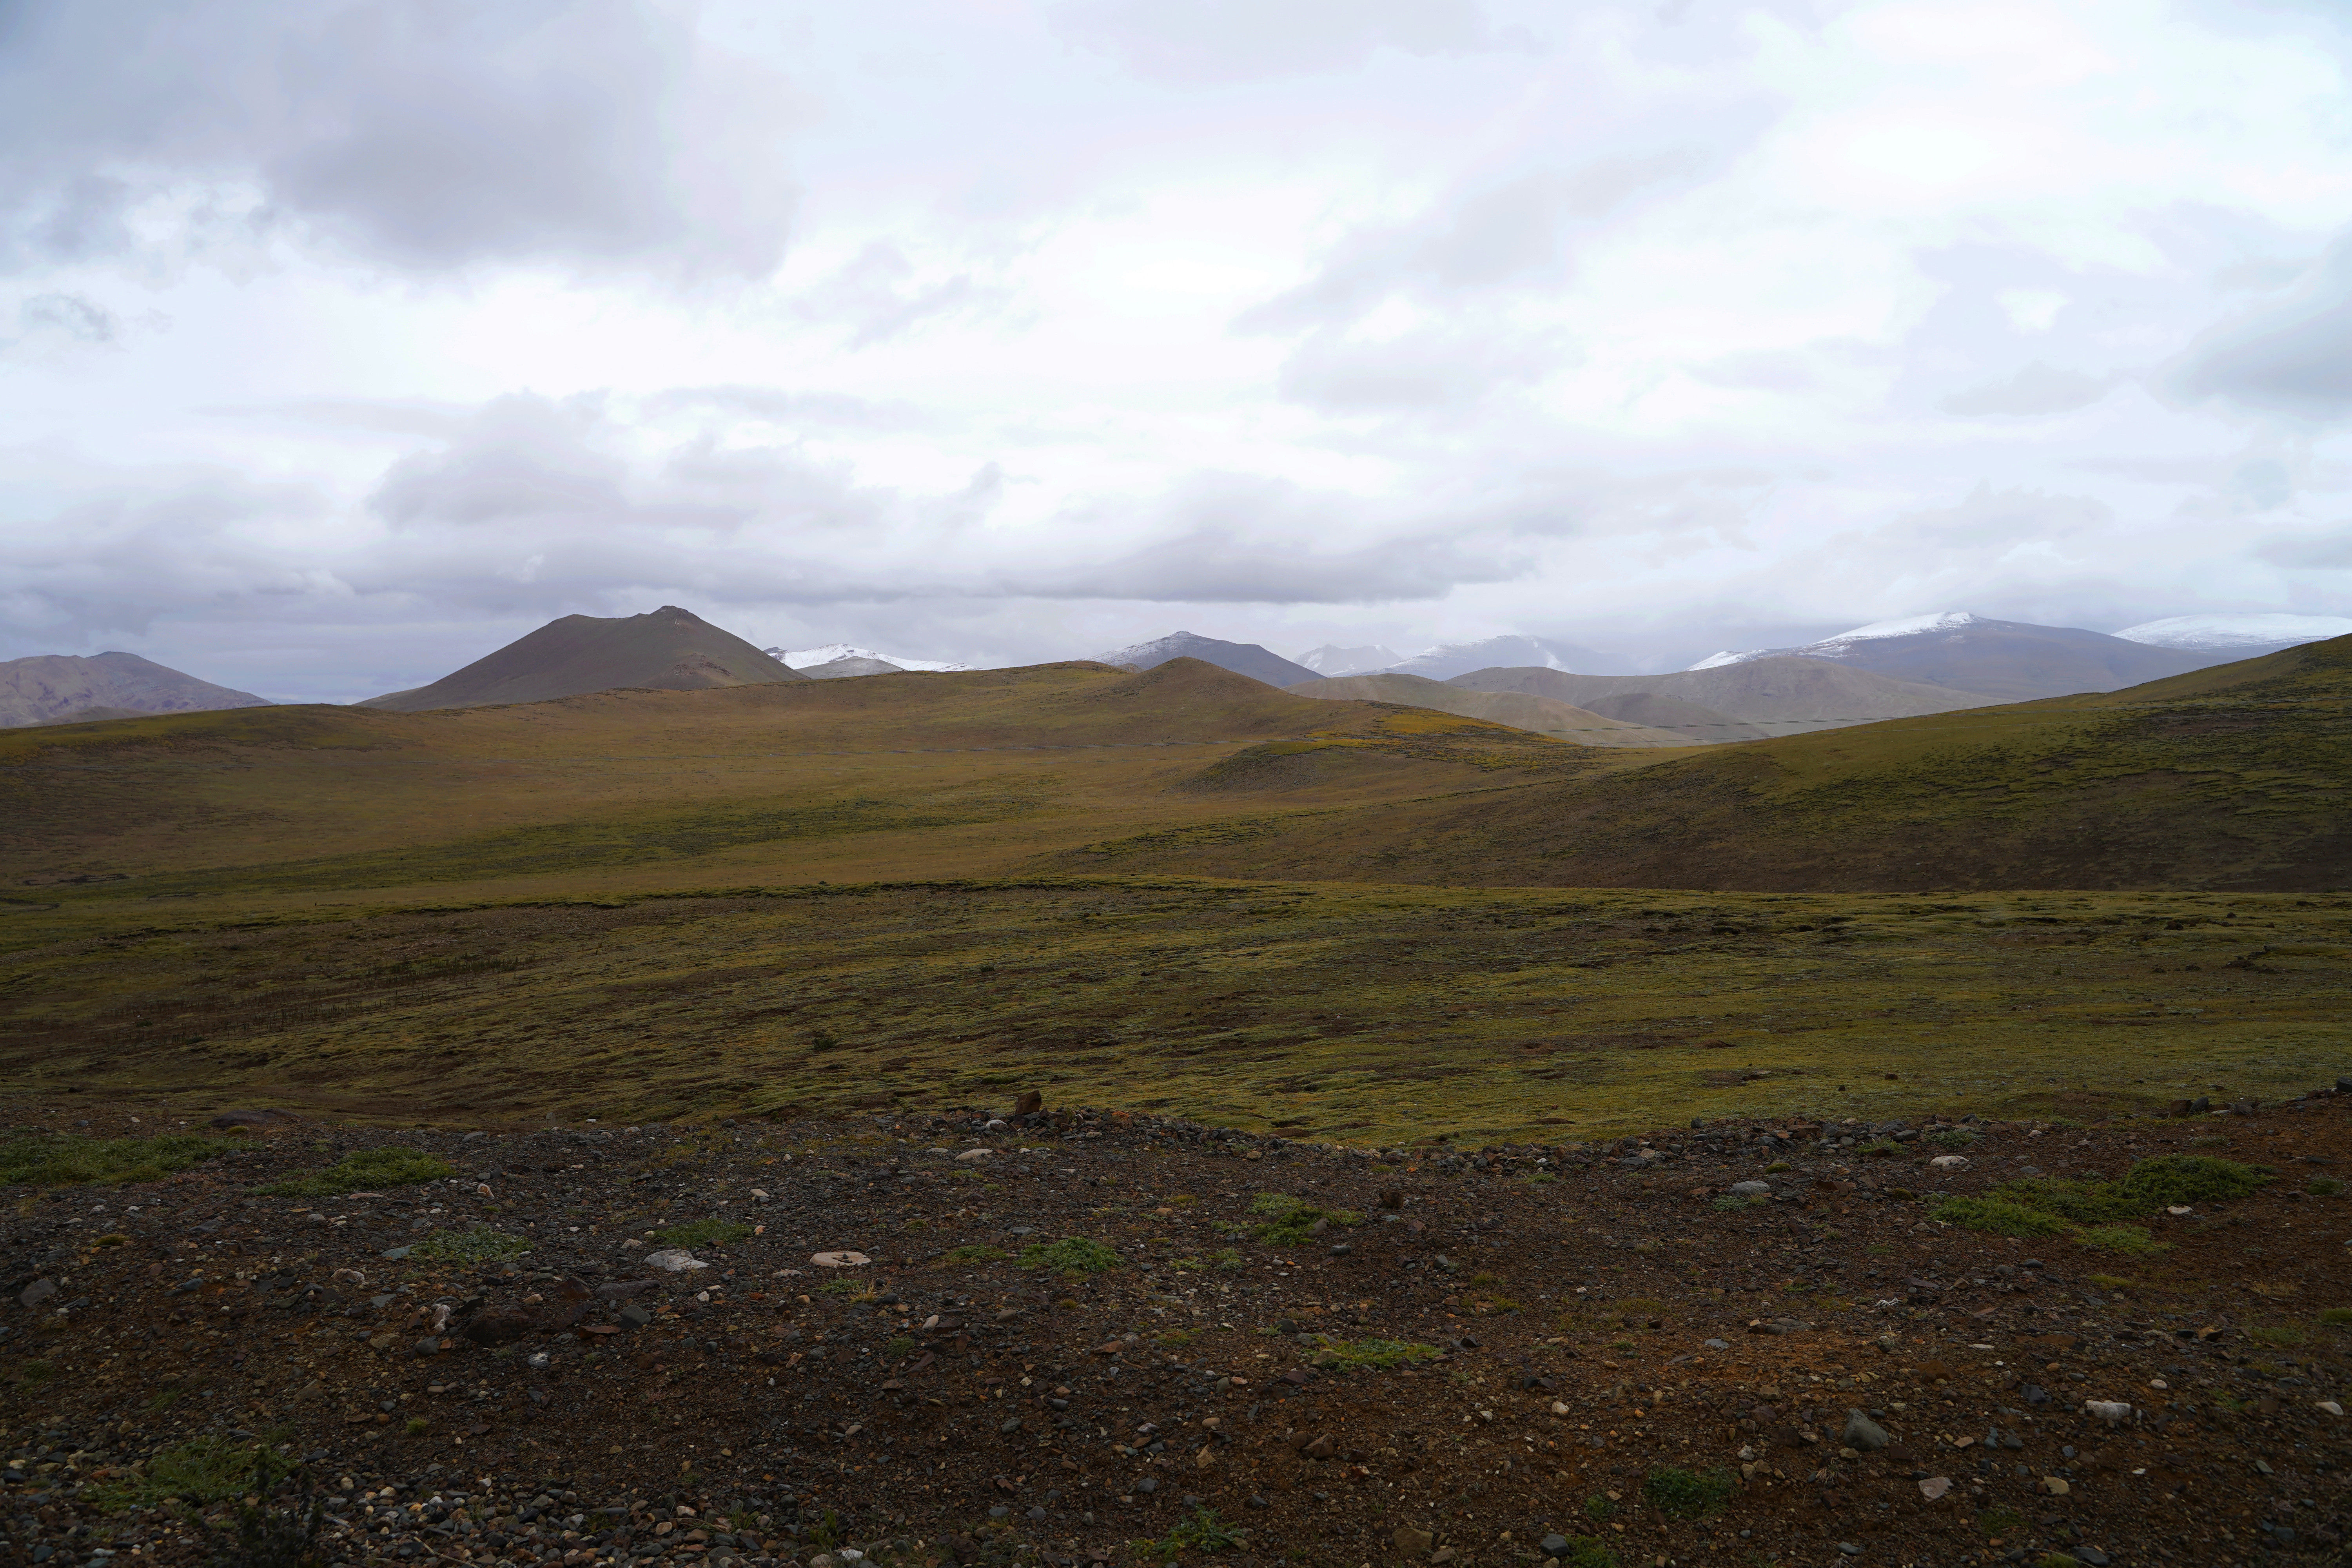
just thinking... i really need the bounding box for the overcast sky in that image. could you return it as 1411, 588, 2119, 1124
2, 0, 2349, 698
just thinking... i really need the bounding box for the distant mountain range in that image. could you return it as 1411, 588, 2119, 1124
2112, 613, 2352, 655
1093, 631, 1319, 688
0, 652, 271, 728
1294, 643, 1401, 678
1686, 612, 2216, 702
764, 643, 972, 678
1448, 657, 1995, 737
361, 606, 806, 711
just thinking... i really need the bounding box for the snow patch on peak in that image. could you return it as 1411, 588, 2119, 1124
1686, 650, 1758, 671
766, 642, 970, 672
2112, 613, 2352, 652
1819, 611, 1981, 644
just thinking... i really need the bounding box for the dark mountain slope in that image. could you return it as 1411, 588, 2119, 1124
360, 605, 807, 711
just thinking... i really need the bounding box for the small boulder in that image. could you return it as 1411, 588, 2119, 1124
1842, 1410, 1890, 1452
1394, 1529, 1434, 1555
1014, 1090, 1043, 1117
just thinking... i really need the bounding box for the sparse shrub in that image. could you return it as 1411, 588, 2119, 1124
2319, 1307, 2352, 1327
1926, 1128, 1981, 1150
2115, 1154, 2272, 1207
1553, 1537, 1617, 1568
1643, 1465, 1737, 1518
2074, 1224, 2168, 1256
0, 1130, 232, 1188
1856, 1138, 1903, 1157
92, 1435, 256, 1509
1252, 1200, 1362, 1245
655, 1218, 751, 1248
944, 1244, 1005, 1264
1766, 1161, 1793, 1174
1583, 1494, 1614, 1524
1020, 1237, 1122, 1274
1140, 1506, 1249, 1562
1302, 1335, 1441, 1371
2250, 1325, 2306, 1348
192, 1455, 325, 1568
410, 1224, 529, 1263
1931, 1196, 2065, 1238
1711, 1194, 1765, 1211
264, 1145, 451, 1198
2310, 1177, 2346, 1197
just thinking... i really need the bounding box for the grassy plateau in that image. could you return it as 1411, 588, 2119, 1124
0, 649, 2345, 1140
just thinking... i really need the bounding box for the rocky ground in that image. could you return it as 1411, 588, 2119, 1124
4, 1091, 2351, 1568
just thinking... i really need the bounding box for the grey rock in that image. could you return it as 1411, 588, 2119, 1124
1136, 1477, 1157, 1493
526, 1351, 551, 1370
414, 1337, 442, 1356
618, 1304, 652, 1328
1000, 1416, 1021, 1433
380, 1247, 412, 1261
1730, 1181, 1771, 1196
1540, 1535, 1570, 1556
2071, 1549, 2111, 1566
1703, 1338, 1731, 1351
18, 1279, 57, 1309
1843, 1409, 1891, 1452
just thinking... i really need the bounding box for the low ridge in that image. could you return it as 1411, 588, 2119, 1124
1093, 630, 1319, 688
1688, 612, 2216, 700
1287, 671, 1703, 746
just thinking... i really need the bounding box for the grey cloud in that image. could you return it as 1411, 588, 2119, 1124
1234, 154, 1702, 335
369, 396, 635, 527
18, 291, 118, 343
1011, 472, 1531, 603
1938, 362, 2116, 417
637, 385, 941, 432
792, 242, 992, 349
0, 1, 800, 279
2169, 238, 2352, 417
1892, 483, 2113, 548
1275, 322, 1563, 412
1049, 0, 1508, 85
2257, 525, 2352, 569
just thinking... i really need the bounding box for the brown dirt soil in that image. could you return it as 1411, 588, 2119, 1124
5, 1093, 2352, 1568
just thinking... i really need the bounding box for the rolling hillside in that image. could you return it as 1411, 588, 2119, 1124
0, 658, 1638, 899
1067, 636, 2352, 891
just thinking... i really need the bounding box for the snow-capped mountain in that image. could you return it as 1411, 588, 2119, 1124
1689, 612, 1983, 670
2112, 614, 2352, 653
1091, 632, 1320, 687
764, 643, 970, 673
1384, 635, 1623, 681
1294, 643, 1402, 678
1682, 613, 2212, 701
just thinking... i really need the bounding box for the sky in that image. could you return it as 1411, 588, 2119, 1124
2, 0, 2350, 699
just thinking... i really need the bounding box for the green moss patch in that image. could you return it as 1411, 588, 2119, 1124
263, 1145, 452, 1198
411, 1224, 530, 1263
0, 1131, 230, 1188
1303, 1336, 1442, 1372
1019, 1237, 1123, 1274
655, 1218, 752, 1248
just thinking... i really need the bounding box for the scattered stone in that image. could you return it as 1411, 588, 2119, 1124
810, 1250, 871, 1268
1703, 1338, 1731, 1351
18, 1278, 56, 1309
2084, 1401, 2131, 1426
1014, 1090, 1043, 1116
1918, 1476, 1951, 1501
2043, 1476, 2071, 1495
955, 1149, 993, 1163
1539, 1535, 1569, 1557
1730, 1180, 1771, 1196
1929, 1154, 1969, 1169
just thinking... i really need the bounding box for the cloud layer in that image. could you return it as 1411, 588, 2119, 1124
2, 0, 2350, 699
